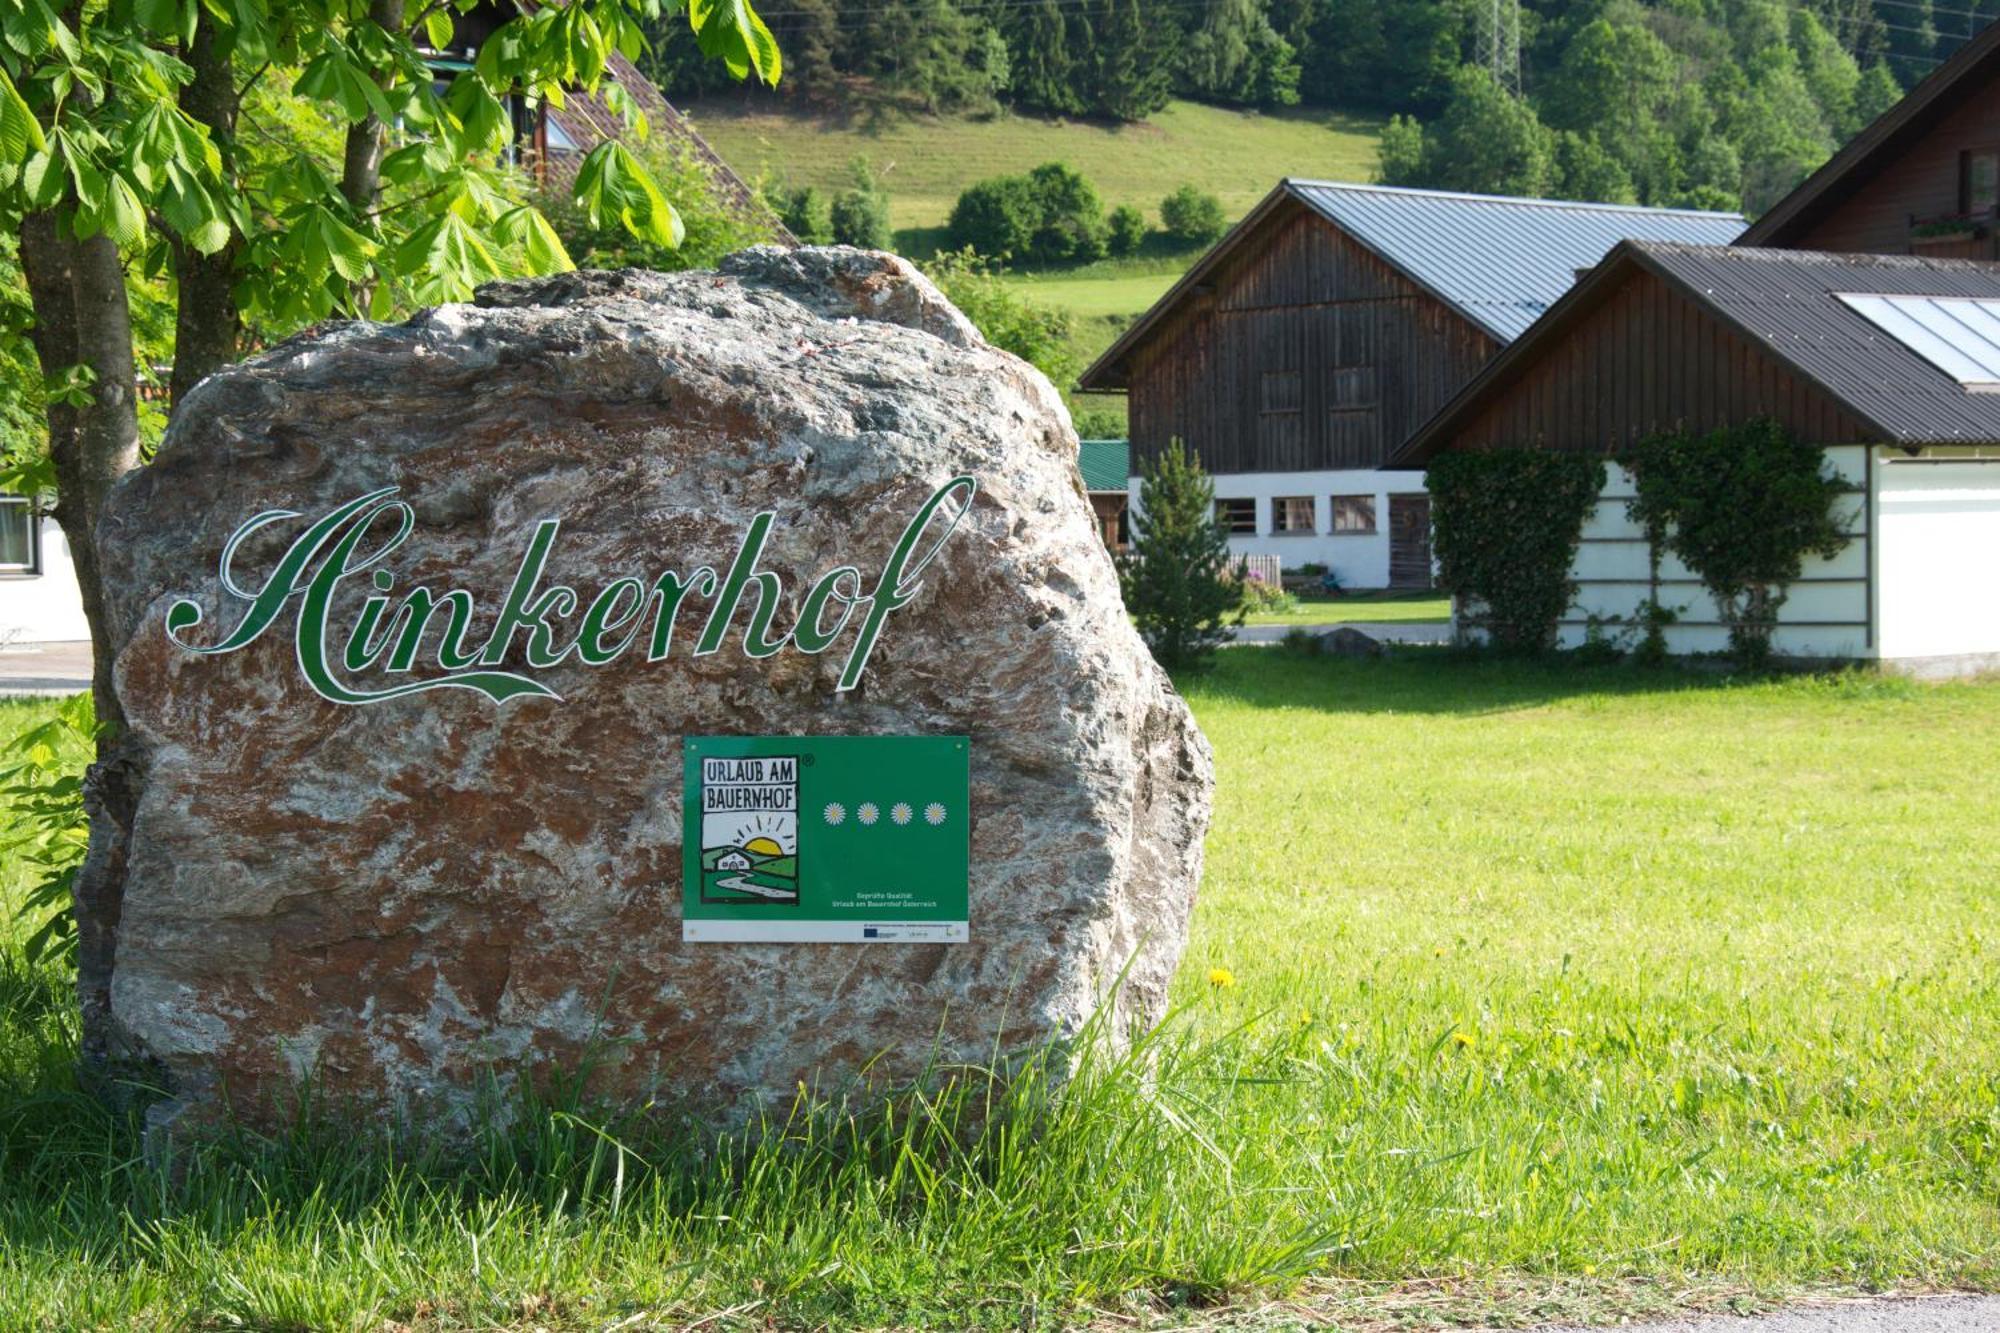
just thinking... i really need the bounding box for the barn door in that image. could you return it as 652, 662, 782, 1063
1388, 494, 1433, 590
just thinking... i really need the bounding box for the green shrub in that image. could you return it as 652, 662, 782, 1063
1160, 184, 1227, 246
1025, 162, 1108, 263
919, 249, 1076, 388
1234, 571, 1297, 616
1119, 439, 1241, 670
831, 188, 892, 249
1107, 204, 1147, 256
949, 162, 1108, 264
829, 158, 894, 250
1627, 418, 1849, 668
770, 185, 835, 245
1428, 449, 1605, 653
541, 143, 781, 270
947, 175, 1041, 259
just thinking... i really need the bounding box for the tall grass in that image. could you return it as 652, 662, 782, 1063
3, 656, 1999, 1329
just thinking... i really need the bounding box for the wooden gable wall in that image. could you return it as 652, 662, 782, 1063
1787, 74, 2000, 256
1125, 204, 1498, 477
1443, 269, 1872, 454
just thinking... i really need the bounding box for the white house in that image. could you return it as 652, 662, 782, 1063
0, 502, 90, 644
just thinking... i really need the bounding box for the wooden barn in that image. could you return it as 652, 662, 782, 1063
1388, 242, 2000, 676
1076, 181, 1743, 588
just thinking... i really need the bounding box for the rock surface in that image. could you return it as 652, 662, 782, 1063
89, 247, 1213, 1134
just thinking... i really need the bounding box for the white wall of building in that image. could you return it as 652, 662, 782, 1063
1874, 451, 2000, 675
0, 516, 91, 644
1125, 467, 1431, 589
1539, 446, 1873, 659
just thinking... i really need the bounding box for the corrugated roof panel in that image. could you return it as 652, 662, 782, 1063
1076, 439, 1130, 492
1286, 181, 1747, 341
1638, 245, 2000, 443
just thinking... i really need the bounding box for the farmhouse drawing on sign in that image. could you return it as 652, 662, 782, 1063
699, 754, 802, 905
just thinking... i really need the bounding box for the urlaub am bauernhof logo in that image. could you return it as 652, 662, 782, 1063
698, 755, 800, 904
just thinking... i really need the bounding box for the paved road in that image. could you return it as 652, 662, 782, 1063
1537, 1294, 2000, 1333
0, 641, 91, 696
1230, 620, 1454, 646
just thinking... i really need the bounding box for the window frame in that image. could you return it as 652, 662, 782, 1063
1272, 495, 1317, 535
1214, 497, 1258, 535
1330, 493, 1378, 536
0, 497, 41, 575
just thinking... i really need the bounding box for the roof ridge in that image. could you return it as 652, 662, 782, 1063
1283, 178, 1745, 221
1627, 239, 2000, 272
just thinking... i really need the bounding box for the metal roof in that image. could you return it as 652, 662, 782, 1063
1391, 242, 2000, 466
1286, 180, 1746, 341
1077, 179, 1743, 390
1076, 439, 1130, 492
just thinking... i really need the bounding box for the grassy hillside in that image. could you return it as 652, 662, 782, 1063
681, 98, 1381, 421
681, 97, 1382, 244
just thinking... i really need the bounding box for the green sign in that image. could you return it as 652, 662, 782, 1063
682, 735, 970, 943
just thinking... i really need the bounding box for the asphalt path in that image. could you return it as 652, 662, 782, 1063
0, 641, 91, 696
1535, 1295, 2000, 1333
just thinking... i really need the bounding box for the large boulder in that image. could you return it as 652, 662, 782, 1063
87, 248, 1212, 1135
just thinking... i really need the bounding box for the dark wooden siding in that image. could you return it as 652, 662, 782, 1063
1793, 81, 2000, 255
1126, 204, 1498, 476
1445, 270, 1872, 453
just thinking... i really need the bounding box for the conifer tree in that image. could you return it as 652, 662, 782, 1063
1119, 439, 1240, 671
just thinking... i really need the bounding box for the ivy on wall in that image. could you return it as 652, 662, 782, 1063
1627, 419, 1850, 668
1427, 449, 1606, 653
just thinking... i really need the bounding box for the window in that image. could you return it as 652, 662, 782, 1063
1273, 496, 1316, 534
1215, 498, 1257, 534
1259, 369, 1302, 415
1965, 149, 2000, 212
1330, 365, 1378, 408
0, 499, 37, 573
1331, 494, 1377, 534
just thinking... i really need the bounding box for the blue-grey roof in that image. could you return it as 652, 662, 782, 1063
1285, 180, 1745, 341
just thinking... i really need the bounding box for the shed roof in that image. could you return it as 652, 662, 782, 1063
1077, 180, 1743, 391
1739, 17, 2000, 248
1077, 439, 1130, 492
1389, 242, 2000, 467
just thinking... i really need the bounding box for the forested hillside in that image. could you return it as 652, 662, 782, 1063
650, 1, 2000, 215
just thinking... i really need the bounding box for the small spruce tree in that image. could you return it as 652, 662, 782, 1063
1119, 439, 1241, 670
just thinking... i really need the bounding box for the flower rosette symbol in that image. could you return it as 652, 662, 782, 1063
890, 802, 914, 826
823, 802, 846, 826
857, 802, 880, 826
923, 802, 947, 826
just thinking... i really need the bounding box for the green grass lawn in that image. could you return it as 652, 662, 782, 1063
682, 98, 1383, 239
1240, 591, 1452, 626
5, 658, 1999, 1329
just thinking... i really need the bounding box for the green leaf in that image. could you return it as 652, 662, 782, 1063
689, 0, 780, 86
0, 64, 44, 162
424, 8, 455, 51
103, 173, 147, 247
574, 140, 682, 249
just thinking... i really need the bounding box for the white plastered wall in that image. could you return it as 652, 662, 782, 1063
1126, 467, 1431, 589
0, 517, 91, 644
1873, 448, 2000, 676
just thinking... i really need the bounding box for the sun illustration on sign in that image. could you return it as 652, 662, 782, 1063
724, 814, 795, 856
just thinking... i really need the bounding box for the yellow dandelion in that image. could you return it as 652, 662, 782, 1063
1451, 1031, 1475, 1050
1207, 967, 1236, 989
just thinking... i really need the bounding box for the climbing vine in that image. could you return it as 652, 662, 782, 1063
1626, 419, 1851, 668
1427, 449, 1606, 653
